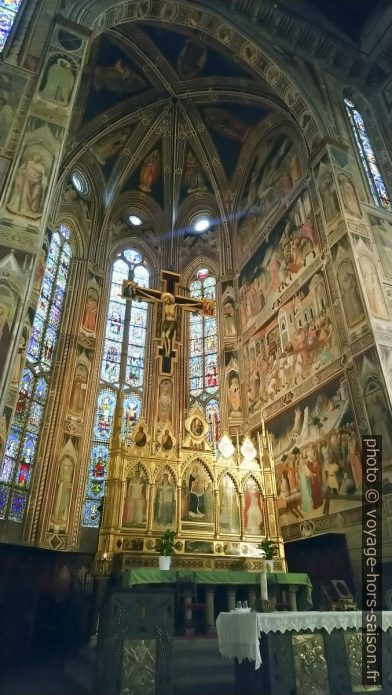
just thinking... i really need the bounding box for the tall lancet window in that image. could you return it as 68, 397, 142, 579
0, 0, 23, 51
82, 248, 149, 528
0, 224, 72, 522
188, 267, 220, 445
344, 98, 391, 211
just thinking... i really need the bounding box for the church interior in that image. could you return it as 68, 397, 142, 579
1, 0, 392, 693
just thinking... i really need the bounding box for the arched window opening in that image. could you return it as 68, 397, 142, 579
0, 0, 23, 51
82, 248, 150, 528
188, 267, 220, 446
0, 224, 72, 521
344, 98, 391, 211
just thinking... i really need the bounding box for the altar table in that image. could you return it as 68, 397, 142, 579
122, 568, 312, 635
216, 611, 392, 695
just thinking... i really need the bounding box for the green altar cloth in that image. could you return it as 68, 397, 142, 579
123, 568, 313, 609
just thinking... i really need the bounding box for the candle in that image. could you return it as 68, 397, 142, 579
260, 571, 268, 601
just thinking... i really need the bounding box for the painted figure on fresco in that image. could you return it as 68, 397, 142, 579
177, 40, 207, 78
40, 57, 75, 105
69, 363, 88, 417
227, 372, 242, 418
319, 172, 340, 223
93, 59, 146, 94
139, 149, 161, 192
0, 286, 13, 365
134, 426, 147, 448
154, 472, 175, 525
204, 107, 250, 142
183, 150, 207, 193
338, 173, 361, 217
244, 479, 264, 535
158, 379, 172, 422
336, 259, 366, 328
81, 288, 99, 336
0, 95, 14, 147
50, 454, 74, 528
191, 417, 204, 437
122, 467, 147, 526
161, 429, 173, 451
90, 129, 129, 165
219, 475, 240, 533
223, 297, 236, 337
368, 214, 392, 280
7, 149, 49, 218
358, 254, 389, 320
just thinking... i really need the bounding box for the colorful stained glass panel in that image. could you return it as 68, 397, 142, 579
5, 426, 21, 458
9, 489, 27, 522
0, 8, 13, 50
93, 389, 116, 442
0, 485, 10, 519
0, 457, 15, 483
101, 340, 121, 383
82, 499, 101, 527
123, 395, 141, 436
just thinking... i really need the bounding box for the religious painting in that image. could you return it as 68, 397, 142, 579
243, 477, 265, 535
93, 59, 147, 94
184, 540, 214, 554
219, 474, 240, 534
0, 156, 9, 196
356, 349, 392, 476
181, 461, 213, 524
80, 277, 100, 338
270, 377, 362, 527
139, 149, 161, 193
68, 352, 90, 419
93, 388, 116, 443
225, 352, 242, 419
6, 118, 62, 221
204, 107, 249, 143
0, 247, 32, 382
292, 633, 329, 695
39, 53, 77, 106
122, 465, 148, 527
337, 172, 362, 218
153, 469, 176, 528
379, 345, 392, 401
90, 127, 130, 166
368, 213, 392, 281
237, 132, 302, 257
157, 378, 173, 423
244, 272, 339, 416
49, 439, 76, 532
222, 284, 237, 338
353, 235, 389, 321
0, 69, 27, 149
316, 157, 340, 225
238, 190, 318, 332
85, 444, 109, 503
177, 39, 207, 78
331, 237, 367, 333
180, 226, 217, 265
182, 150, 207, 193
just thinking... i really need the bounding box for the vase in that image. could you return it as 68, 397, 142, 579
159, 556, 171, 570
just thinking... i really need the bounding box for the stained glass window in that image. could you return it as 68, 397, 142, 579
189, 268, 220, 444
0, 0, 22, 52
82, 249, 149, 528
344, 98, 391, 211
0, 225, 72, 522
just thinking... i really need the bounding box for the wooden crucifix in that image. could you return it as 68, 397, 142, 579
122, 270, 214, 375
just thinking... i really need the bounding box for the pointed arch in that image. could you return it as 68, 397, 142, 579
0, 224, 72, 521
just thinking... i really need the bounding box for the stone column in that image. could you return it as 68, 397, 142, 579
288, 585, 298, 612
247, 587, 257, 609
205, 585, 216, 634
183, 586, 194, 636
226, 585, 236, 611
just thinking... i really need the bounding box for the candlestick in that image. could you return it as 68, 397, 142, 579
260, 571, 268, 601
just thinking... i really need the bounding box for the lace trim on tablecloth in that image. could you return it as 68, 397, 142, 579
256, 611, 392, 635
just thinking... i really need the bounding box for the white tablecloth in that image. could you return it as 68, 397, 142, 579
216, 611, 392, 670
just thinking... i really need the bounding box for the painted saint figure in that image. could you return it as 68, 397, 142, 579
154, 473, 175, 525
139, 149, 161, 192
122, 467, 147, 525
40, 58, 75, 104
244, 479, 264, 535
7, 151, 48, 218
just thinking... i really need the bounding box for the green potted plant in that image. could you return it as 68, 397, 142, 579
258, 538, 279, 572
156, 529, 181, 570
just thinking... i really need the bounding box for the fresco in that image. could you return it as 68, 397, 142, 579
225, 351, 242, 419
239, 190, 319, 333
356, 349, 392, 479
331, 236, 367, 335
270, 377, 362, 526
0, 70, 27, 149
368, 213, 392, 281
353, 235, 389, 321
244, 272, 340, 416
237, 133, 302, 257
